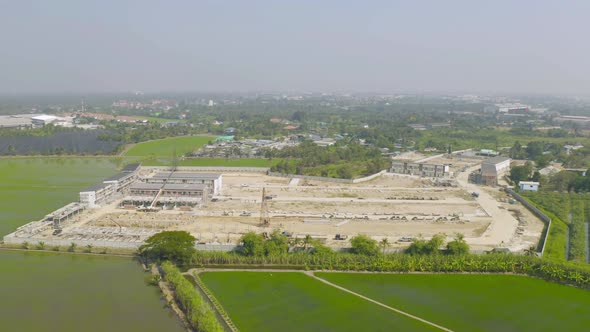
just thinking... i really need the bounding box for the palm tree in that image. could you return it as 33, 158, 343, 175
380, 238, 390, 255
303, 235, 312, 252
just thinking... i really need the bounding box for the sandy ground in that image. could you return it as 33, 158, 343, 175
35, 158, 544, 252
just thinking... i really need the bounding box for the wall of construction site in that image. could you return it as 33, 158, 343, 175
3, 234, 241, 252
141, 166, 270, 173
3, 234, 143, 249
267, 170, 387, 184
506, 188, 551, 255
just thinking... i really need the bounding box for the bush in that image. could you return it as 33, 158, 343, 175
406, 234, 445, 255
350, 235, 379, 256
161, 262, 223, 332
446, 234, 470, 255
240, 232, 265, 256
264, 230, 289, 256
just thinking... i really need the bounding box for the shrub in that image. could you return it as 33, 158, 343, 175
161, 262, 223, 332
240, 232, 265, 256
406, 234, 445, 255
350, 235, 379, 256
446, 233, 470, 255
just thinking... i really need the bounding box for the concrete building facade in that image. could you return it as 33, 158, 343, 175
479, 156, 511, 186
390, 161, 449, 178
145, 172, 223, 195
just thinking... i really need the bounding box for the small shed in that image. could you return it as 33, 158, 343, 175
519, 181, 539, 192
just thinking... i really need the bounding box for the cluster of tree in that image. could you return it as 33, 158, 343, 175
406, 233, 470, 255
240, 230, 333, 256
509, 141, 562, 168
188, 250, 590, 289
509, 161, 541, 184
267, 140, 389, 178
139, 231, 197, 266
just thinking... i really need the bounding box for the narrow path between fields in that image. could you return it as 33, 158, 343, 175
306, 271, 455, 332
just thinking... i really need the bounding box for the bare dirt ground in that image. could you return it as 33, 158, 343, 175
37, 158, 544, 252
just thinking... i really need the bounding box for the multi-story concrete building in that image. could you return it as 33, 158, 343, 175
79, 183, 116, 208
390, 162, 449, 178
145, 172, 223, 196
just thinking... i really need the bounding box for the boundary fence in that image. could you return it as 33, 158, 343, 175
506, 188, 551, 256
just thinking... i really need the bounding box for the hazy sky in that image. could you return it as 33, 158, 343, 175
1, 0, 590, 94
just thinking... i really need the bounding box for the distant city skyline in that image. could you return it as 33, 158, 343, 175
1, 1, 590, 95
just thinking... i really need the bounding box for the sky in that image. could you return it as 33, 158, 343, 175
1, 0, 590, 95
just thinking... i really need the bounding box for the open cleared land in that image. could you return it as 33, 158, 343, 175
199, 271, 438, 332
316, 273, 590, 332
201, 271, 590, 332
19, 155, 544, 251
124, 136, 213, 157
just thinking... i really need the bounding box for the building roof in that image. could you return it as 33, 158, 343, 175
130, 182, 206, 191
163, 183, 207, 191
519, 181, 539, 186
81, 182, 113, 192
482, 156, 511, 165
130, 183, 163, 190
151, 172, 222, 180
103, 172, 133, 182
31, 114, 57, 122
122, 163, 141, 173
0, 115, 32, 128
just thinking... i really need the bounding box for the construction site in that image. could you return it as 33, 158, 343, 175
3, 154, 545, 252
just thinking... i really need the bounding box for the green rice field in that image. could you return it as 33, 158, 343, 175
124, 136, 213, 158
0, 157, 184, 332
0, 158, 119, 236
201, 271, 590, 332
199, 272, 437, 332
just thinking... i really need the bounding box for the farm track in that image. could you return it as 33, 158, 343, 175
192, 268, 470, 331
586, 222, 589, 264
306, 272, 454, 332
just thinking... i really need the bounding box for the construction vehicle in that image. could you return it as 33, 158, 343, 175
334, 234, 348, 240
260, 187, 270, 227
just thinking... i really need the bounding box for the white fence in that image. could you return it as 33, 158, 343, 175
141, 166, 270, 173
267, 170, 387, 184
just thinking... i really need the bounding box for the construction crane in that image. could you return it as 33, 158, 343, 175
259, 187, 270, 227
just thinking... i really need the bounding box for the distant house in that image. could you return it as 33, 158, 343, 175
224, 127, 236, 134
519, 181, 539, 192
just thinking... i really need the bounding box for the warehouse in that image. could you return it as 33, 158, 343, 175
477, 156, 511, 186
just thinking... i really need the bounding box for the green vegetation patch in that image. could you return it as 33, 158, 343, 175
124, 136, 213, 157
0, 158, 118, 236
316, 273, 590, 332
142, 157, 278, 167
522, 192, 589, 262
200, 272, 437, 332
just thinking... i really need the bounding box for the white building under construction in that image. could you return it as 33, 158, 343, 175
78, 165, 222, 209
